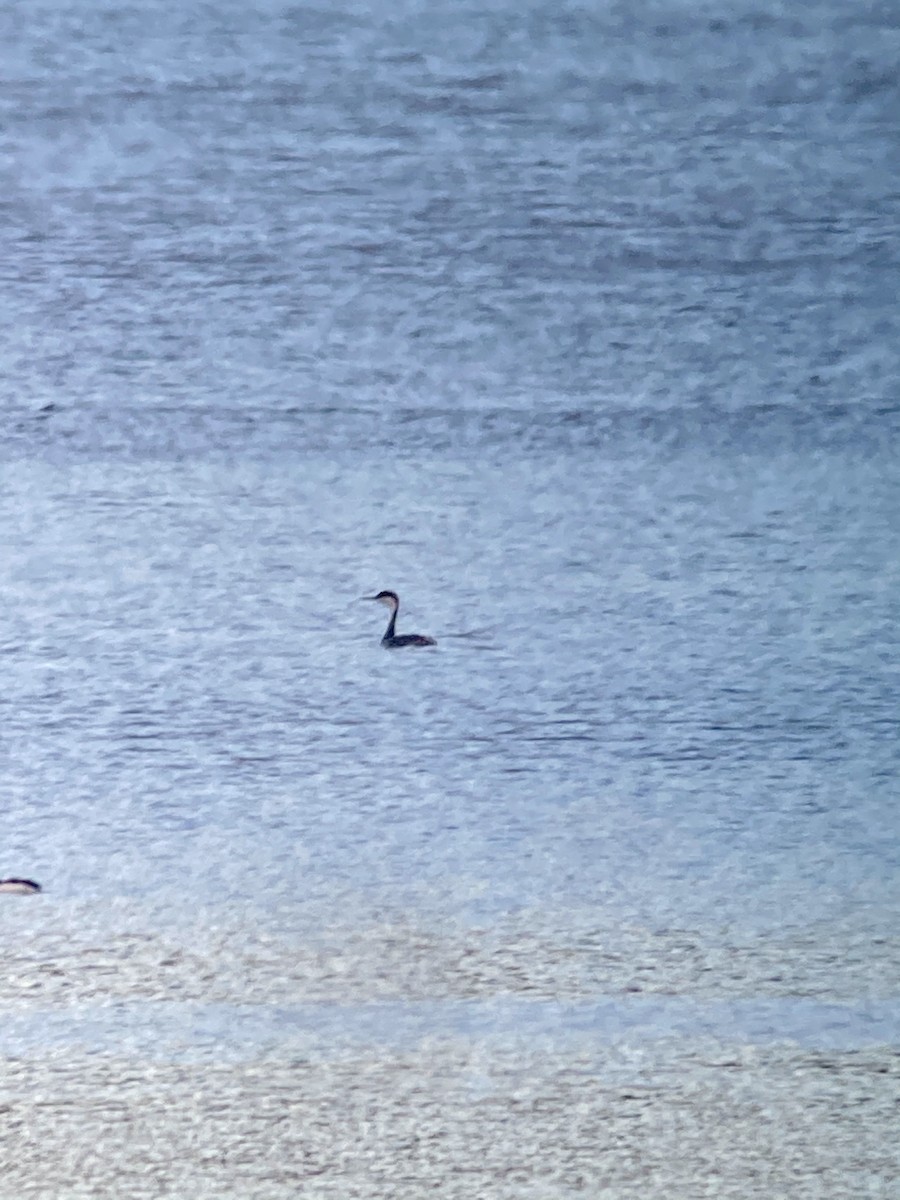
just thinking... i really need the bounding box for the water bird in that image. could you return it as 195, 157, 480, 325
362, 590, 437, 648
0, 878, 41, 895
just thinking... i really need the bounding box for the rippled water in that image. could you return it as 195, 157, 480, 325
1, 0, 898, 1195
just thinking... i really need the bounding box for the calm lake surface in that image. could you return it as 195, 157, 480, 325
1, 1, 898, 1195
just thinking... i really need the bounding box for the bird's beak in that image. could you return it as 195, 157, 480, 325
360, 595, 378, 601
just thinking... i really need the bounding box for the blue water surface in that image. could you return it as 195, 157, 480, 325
0, 0, 898, 1057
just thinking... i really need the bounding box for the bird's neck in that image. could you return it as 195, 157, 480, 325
383, 603, 398, 641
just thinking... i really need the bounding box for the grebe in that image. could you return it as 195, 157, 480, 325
0, 878, 41, 895
362, 590, 436, 648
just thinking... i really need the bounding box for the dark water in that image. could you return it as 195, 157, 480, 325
1, 1, 898, 1194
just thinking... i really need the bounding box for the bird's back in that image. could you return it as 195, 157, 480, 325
383, 633, 437, 648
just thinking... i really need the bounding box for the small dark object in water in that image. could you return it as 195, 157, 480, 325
0, 878, 42, 895
361, 590, 437, 648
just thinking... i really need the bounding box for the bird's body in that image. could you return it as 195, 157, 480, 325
362, 590, 436, 648
0, 878, 41, 895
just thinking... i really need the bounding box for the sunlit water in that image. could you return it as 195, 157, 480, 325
1, 0, 898, 1194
